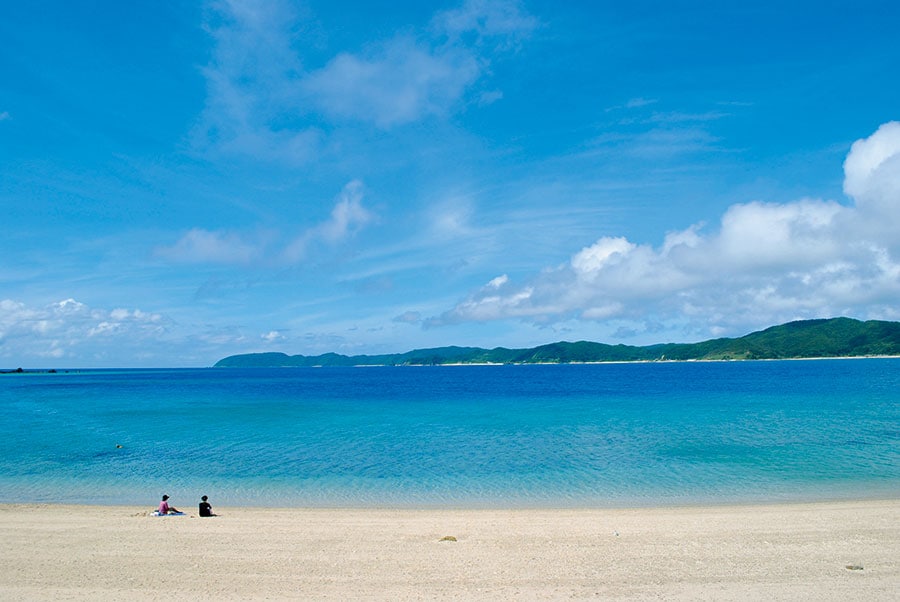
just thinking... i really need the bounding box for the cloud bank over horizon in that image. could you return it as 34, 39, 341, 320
427, 122, 900, 336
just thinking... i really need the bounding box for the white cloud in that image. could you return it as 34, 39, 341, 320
713, 200, 846, 270
192, 0, 318, 163
0, 298, 274, 367
316, 180, 375, 243
605, 98, 658, 112
428, 197, 475, 239
433, 0, 538, 46
0, 298, 166, 364
301, 37, 480, 128
843, 120, 900, 215
261, 330, 284, 343
283, 180, 375, 262
301, 0, 535, 127
429, 121, 900, 337
393, 311, 422, 324
155, 228, 262, 265
478, 89, 504, 105
154, 181, 374, 267
570, 237, 635, 274
195, 0, 536, 155
487, 274, 509, 288
626, 98, 656, 109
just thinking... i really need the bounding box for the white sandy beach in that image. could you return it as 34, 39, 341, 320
1, 500, 897, 600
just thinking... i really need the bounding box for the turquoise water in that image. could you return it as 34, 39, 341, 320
1, 360, 898, 507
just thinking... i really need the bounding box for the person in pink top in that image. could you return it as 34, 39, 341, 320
157, 494, 179, 514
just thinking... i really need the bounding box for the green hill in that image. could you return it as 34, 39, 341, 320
214, 318, 900, 367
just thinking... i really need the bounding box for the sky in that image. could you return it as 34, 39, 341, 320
1, 0, 899, 368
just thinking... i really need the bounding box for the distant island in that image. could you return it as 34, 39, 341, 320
215, 318, 900, 367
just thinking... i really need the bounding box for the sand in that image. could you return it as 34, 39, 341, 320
1, 499, 897, 600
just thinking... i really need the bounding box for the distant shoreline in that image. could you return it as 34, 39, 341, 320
215, 318, 900, 368
4, 317, 900, 370
219, 353, 900, 368
415, 354, 900, 366
3, 354, 900, 372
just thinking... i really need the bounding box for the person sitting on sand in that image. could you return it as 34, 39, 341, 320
158, 494, 179, 515
198, 495, 216, 517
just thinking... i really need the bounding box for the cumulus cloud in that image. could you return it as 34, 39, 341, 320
844, 121, 900, 216
0, 298, 166, 363
261, 330, 285, 343
429, 122, 900, 337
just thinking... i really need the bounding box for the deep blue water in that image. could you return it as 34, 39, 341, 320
1, 360, 898, 507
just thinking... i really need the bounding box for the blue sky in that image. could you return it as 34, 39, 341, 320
2, 0, 899, 368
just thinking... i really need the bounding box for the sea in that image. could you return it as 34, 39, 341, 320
1, 359, 898, 508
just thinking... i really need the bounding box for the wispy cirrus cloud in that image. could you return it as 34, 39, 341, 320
300, 36, 481, 128
606, 98, 658, 112
302, 0, 536, 127
392, 310, 422, 325
193, 0, 536, 158
434, 0, 538, 43
282, 180, 375, 262
191, 0, 319, 163
155, 180, 375, 266
427, 121, 900, 337
154, 228, 265, 265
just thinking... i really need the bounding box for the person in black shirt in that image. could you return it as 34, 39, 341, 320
199, 495, 216, 517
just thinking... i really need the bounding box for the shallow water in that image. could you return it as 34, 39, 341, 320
1, 360, 898, 507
